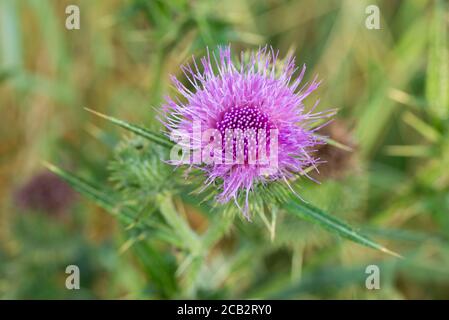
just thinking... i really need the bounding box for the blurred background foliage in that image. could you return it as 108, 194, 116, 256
1, 0, 449, 299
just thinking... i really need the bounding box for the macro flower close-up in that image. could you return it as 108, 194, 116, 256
162, 46, 333, 217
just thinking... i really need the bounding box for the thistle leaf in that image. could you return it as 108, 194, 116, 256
84, 108, 174, 148
285, 200, 402, 258
43, 162, 136, 224
156, 193, 201, 254
44, 162, 186, 248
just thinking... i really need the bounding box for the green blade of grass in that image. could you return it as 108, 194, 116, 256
85, 108, 174, 148
285, 200, 402, 258
402, 111, 441, 142
384, 145, 433, 158
388, 88, 427, 111
355, 16, 427, 156
267, 262, 395, 299
313, 133, 353, 152
0, 0, 23, 71
426, 0, 449, 120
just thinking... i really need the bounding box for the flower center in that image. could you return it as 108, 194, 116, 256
217, 106, 271, 132
216, 106, 275, 164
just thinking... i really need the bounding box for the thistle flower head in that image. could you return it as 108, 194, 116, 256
161, 45, 333, 218
14, 171, 76, 216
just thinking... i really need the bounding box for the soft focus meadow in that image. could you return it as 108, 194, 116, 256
1, 0, 449, 299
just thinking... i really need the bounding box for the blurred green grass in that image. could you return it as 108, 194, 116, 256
1, 0, 449, 299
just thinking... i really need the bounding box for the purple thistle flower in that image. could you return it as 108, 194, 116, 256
161, 45, 334, 218
14, 171, 76, 216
